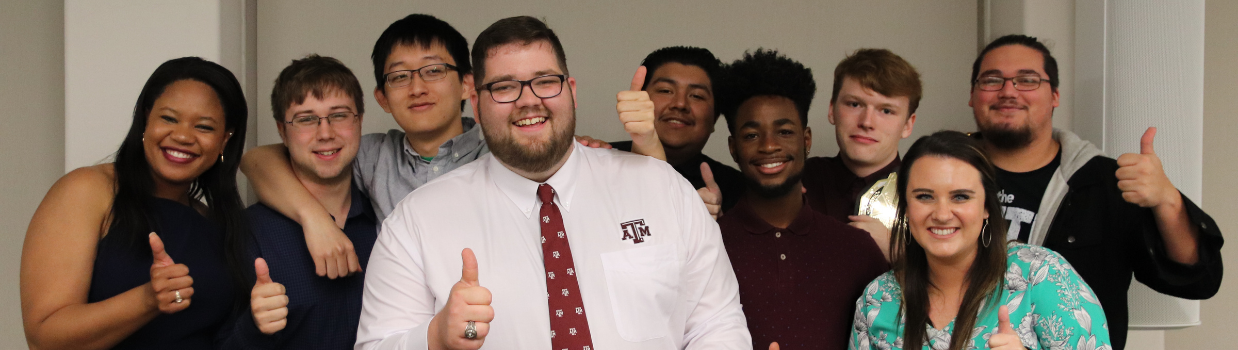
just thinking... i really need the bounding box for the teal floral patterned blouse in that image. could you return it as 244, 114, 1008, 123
849, 243, 1111, 350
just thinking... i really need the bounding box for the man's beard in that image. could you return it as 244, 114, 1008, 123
483, 106, 575, 174
745, 170, 804, 199
979, 121, 1034, 150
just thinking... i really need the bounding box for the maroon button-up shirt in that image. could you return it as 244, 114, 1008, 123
719, 197, 889, 350
802, 155, 901, 222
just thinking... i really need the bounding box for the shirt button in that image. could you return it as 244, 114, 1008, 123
454, 152, 460, 158
433, 166, 440, 172
780, 254, 786, 260
1067, 236, 1076, 243
775, 232, 781, 238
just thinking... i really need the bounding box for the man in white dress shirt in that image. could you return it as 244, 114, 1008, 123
355, 16, 750, 350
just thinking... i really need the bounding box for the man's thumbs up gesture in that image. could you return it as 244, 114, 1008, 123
698, 162, 722, 219
251, 257, 289, 334
1116, 127, 1178, 209
148, 232, 193, 314
617, 66, 666, 161
430, 248, 493, 350
988, 306, 1022, 349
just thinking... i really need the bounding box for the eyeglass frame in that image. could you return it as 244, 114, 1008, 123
382, 63, 459, 88
283, 111, 360, 131
973, 74, 1051, 91
476, 74, 567, 103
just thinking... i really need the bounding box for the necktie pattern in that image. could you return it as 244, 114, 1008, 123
537, 184, 594, 350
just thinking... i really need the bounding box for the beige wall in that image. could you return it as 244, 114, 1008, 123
1166, 0, 1238, 347
0, 1, 65, 348
255, 0, 980, 166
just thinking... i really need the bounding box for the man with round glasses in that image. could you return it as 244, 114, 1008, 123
969, 34, 1223, 350
356, 16, 749, 350
218, 54, 379, 349
241, 14, 481, 280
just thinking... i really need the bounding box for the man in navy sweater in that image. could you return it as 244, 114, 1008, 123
217, 54, 378, 349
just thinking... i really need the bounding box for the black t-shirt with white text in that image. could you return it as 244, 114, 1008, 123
994, 151, 1061, 243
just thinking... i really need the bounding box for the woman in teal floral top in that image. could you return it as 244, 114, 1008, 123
849, 131, 1110, 350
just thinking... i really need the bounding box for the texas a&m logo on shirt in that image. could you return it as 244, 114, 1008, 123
620, 219, 651, 244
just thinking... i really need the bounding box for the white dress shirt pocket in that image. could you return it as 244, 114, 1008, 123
599, 243, 681, 342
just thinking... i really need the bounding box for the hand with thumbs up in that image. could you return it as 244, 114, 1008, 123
251, 257, 289, 335
148, 232, 193, 314
429, 248, 493, 350
617, 66, 666, 161
697, 163, 723, 220
988, 306, 1023, 349
1116, 127, 1179, 209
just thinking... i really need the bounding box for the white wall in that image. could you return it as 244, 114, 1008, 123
255, 0, 980, 166
64, 0, 223, 170
1166, 0, 1238, 346
0, 1, 65, 348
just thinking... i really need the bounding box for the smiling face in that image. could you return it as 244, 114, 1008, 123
729, 95, 811, 199
374, 42, 473, 137
143, 79, 231, 190
278, 91, 362, 184
647, 62, 716, 154
828, 77, 915, 173
968, 44, 1059, 149
472, 41, 578, 174
904, 156, 990, 263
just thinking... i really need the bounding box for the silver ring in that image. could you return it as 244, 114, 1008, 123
464, 321, 477, 339
174, 289, 183, 303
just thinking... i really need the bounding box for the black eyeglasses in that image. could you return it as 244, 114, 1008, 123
477, 74, 566, 103
284, 111, 359, 131
384, 63, 458, 88
974, 75, 1050, 91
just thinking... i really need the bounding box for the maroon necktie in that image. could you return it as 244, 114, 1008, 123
538, 184, 594, 350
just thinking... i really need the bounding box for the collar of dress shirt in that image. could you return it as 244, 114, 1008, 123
828, 153, 901, 193
401, 117, 486, 161
489, 142, 581, 218
728, 195, 819, 236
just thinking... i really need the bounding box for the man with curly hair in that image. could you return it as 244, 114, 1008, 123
716, 49, 889, 350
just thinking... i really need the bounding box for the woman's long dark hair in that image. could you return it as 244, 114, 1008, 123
889, 130, 1008, 350
109, 57, 250, 308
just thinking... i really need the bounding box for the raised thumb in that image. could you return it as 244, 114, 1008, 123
769, 342, 780, 350
149, 232, 174, 267
1140, 127, 1157, 155
629, 66, 647, 91
700, 162, 720, 195
255, 257, 273, 285
460, 248, 479, 285
997, 305, 1016, 334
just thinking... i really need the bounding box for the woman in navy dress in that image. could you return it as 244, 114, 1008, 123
21, 57, 251, 350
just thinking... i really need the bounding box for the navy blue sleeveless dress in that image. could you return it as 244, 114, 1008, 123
87, 198, 235, 349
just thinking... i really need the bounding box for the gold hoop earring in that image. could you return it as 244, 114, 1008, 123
981, 218, 991, 248
219, 154, 225, 163
899, 215, 909, 245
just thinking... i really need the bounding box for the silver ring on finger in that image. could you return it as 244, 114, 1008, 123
174, 289, 183, 303
464, 320, 478, 340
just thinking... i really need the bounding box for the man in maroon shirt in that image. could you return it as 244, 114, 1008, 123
801, 49, 922, 261
716, 49, 889, 350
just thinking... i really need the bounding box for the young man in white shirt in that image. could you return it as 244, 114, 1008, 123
355, 16, 750, 350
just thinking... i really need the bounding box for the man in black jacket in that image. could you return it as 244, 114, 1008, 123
969, 34, 1223, 350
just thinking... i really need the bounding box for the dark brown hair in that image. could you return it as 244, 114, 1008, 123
891, 130, 1008, 350
470, 16, 568, 87
270, 54, 365, 123
971, 34, 1059, 91
830, 48, 923, 115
